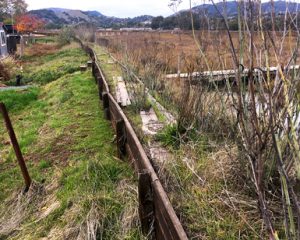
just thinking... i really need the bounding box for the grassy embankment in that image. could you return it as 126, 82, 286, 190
0, 39, 143, 239
92, 43, 264, 239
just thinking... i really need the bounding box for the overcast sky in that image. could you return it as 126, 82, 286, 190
25, 0, 197, 18
25, 0, 299, 17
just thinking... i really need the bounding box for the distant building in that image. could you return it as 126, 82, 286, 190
3, 24, 17, 34
2, 24, 20, 54
0, 24, 8, 59
171, 28, 182, 34
120, 27, 153, 32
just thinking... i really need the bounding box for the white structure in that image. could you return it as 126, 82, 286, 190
0, 25, 8, 59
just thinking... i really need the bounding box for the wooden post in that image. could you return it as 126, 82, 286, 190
0, 103, 32, 191
95, 71, 102, 84
80, 65, 87, 72
92, 62, 96, 77
97, 77, 103, 100
87, 60, 93, 67
139, 171, 155, 238
116, 119, 126, 159
102, 92, 110, 120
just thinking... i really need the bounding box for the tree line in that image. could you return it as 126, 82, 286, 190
0, 0, 45, 33
0, 0, 27, 22
151, 12, 300, 31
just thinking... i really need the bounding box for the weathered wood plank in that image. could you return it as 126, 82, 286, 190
165, 65, 300, 82
114, 76, 131, 107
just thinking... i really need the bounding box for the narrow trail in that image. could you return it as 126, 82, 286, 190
103, 48, 174, 169
140, 108, 170, 167
96, 45, 177, 169
98, 45, 176, 124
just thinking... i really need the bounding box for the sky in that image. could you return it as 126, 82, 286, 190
26, 0, 196, 18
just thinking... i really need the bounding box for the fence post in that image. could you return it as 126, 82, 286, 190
92, 62, 96, 77
139, 171, 155, 239
0, 103, 32, 191
87, 60, 93, 67
102, 92, 110, 120
98, 77, 103, 100
116, 119, 126, 159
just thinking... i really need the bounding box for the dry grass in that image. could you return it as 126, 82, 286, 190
25, 43, 60, 57
97, 30, 300, 72
0, 182, 45, 237
91, 40, 265, 239
0, 56, 20, 82
94, 24, 300, 237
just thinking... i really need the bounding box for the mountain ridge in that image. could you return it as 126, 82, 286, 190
29, 8, 153, 28
29, 1, 300, 29
190, 0, 299, 16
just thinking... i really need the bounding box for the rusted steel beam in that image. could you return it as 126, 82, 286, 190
0, 102, 32, 191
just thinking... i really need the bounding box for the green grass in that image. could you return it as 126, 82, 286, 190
34, 37, 56, 43
156, 124, 181, 149
162, 140, 263, 240
0, 88, 39, 112
151, 101, 167, 122
0, 42, 143, 239
22, 47, 88, 85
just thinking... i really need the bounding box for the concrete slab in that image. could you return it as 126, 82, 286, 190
149, 143, 170, 164
140, 108, 164, 135
114, 76, 131, 107
0, 86, 32, 92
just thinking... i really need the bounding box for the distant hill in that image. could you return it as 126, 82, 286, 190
190, 0, 299, 16
152, 0, 300, 30
29, 8, 153, 29
29, 1, 300, 30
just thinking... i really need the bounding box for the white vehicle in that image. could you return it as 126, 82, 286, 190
0, 26, 8, 59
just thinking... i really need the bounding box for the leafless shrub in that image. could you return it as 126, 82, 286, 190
203, 0, 300, 238
75, 25, 96, 43
58, 27, 75, 46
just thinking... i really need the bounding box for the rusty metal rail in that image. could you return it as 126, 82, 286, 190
79, 41, 188, 240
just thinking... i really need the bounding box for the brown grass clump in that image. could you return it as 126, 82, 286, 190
0, 57, 20, 82
0, 182, 45, 237
0, 62, 10, 82
25, 43, 60, 57
98, 31, 300, 73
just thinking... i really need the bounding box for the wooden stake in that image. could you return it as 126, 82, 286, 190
0, 103, 32, 191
